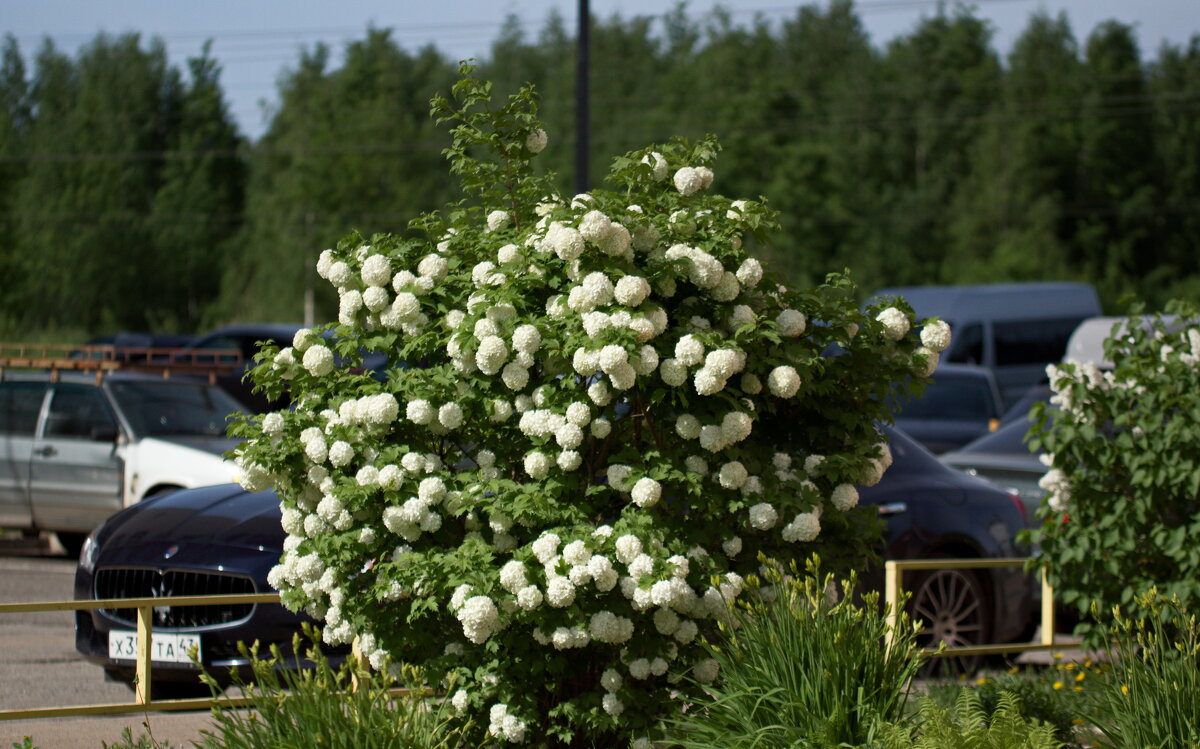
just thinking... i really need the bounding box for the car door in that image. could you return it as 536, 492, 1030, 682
0, 380, 50, 529
29, 382, 125, 533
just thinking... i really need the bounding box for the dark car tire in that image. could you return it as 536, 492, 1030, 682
908, 566, 991, 677
56, 532, 86, 559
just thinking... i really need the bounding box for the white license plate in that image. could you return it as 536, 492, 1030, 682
108, 630, 201, 664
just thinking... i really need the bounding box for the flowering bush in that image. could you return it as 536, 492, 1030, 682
1027, 300, 1200, 645
230, 65, 942, 746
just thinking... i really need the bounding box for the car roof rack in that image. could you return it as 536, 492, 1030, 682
0, 342, 244, 385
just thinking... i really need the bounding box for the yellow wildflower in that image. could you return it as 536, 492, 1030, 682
1053, 681, 1064, 690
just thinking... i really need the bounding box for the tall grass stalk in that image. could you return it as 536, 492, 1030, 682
1089, 589, 1200, 748
663, 555, 927, 748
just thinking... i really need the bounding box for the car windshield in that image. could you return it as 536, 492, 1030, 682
108, 380, 242, 438
895, 373, 996, 420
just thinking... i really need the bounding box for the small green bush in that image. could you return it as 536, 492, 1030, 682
661, 556, 926, 748
195, 625, 469, 749
878, 688, 1063, 749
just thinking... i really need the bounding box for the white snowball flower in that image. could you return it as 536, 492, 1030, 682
512, 324, 542, 354
628, 658, 651, 680
602, 692, 624, 716
748, 502, 779, 530
876, 307, 910, 341
579, 210, 613, 243
361, 254, 391, 287
407, 399, 435, 425
439, 402, 464, 430
675, 335, 705, 366
486, 210, 511, 232
718, 461, 749, 490
590, 418, 612, 438
614, 275, 651, 307
642, 151, 669, 180
302, 345, 334, 377
914, 346, 940, 378
532, 532, 560, 564
525, 128, 548, 153
457, 595, 499, 644
673, 166, 705, 196
675, 414, 701, 440
516, 585, 544, 611
921, 319, 952, 352
329, 441, 354, 468
557, 450, 582, 471
501, 362, 530, 391
262, 412, 285, 435
499, 560, 528, 593
614, 534, 642, 564
722, 536, 742, 558
546, 577, 576, 608
630, 477, 662, 508
782, 512, 821, 543
736, 258, 763, 287
476, 335, 509, 375
832, 484, 859, 511
524, 451, 551, 479
777, 309, 807, 337
694, 658, 720, 684
565, 401, 591, 426
767, 365, 801, 398
660, 358, 689, 387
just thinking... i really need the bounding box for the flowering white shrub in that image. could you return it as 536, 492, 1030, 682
231, 66, 933, 746
1027, 301, 1200, 646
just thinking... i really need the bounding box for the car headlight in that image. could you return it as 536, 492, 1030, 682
79, 530, 102, 573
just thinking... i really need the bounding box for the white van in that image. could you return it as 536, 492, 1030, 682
0, 372, 242, 555
869, 282, 1102, 407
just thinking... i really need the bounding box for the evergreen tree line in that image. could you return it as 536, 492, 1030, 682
1, 1, 1197, 338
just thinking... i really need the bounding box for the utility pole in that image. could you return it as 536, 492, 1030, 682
575, 0, 590, 195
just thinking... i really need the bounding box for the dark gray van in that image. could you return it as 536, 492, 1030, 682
870, 282, 1102, 407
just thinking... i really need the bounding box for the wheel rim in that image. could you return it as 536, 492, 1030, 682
911, 568, 987, 676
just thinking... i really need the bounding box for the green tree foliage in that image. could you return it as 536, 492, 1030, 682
1074, 22, 1160, 309
148, 43, 245, 329
4, 5, 1199, 340
0, 35, 31, 330
5, 33, 243, 334
947, 12, 1083, 283
221, 30, 458, 323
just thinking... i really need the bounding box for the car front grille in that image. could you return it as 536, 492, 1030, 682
95, 567, 256, 629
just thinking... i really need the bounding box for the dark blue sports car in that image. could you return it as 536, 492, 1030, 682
74, 425, 1032, 691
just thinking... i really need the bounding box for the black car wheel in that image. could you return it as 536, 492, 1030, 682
909, 566, 990, 677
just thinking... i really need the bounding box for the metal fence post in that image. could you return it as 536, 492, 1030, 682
884, 560, 900, 653
135, 605, 153, 706
1040, 567, 1056, 647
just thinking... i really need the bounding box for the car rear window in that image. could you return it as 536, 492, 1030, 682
895, 374, 997, 421
109, 381, 243, 438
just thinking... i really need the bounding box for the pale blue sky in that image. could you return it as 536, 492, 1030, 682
5, 0, 1198, 140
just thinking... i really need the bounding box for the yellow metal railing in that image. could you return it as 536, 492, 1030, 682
2, 559, 1060, 720
884, 557, 1057, 657
0, 592, 278, 721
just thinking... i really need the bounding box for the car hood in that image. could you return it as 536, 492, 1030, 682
100, 484, 283, 556
148, 435, 243, 457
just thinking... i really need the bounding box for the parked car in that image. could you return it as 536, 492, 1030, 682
72, 423, 1033, 691
940, 416, 1047, 525
866, 425, 1033, 670
180, 324, 391, 412
176, 323, 304, 413
891, 363, 1004, 454
72, 482, 343, 698
869, 282, 1102, 407
0, 372, 243, 556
